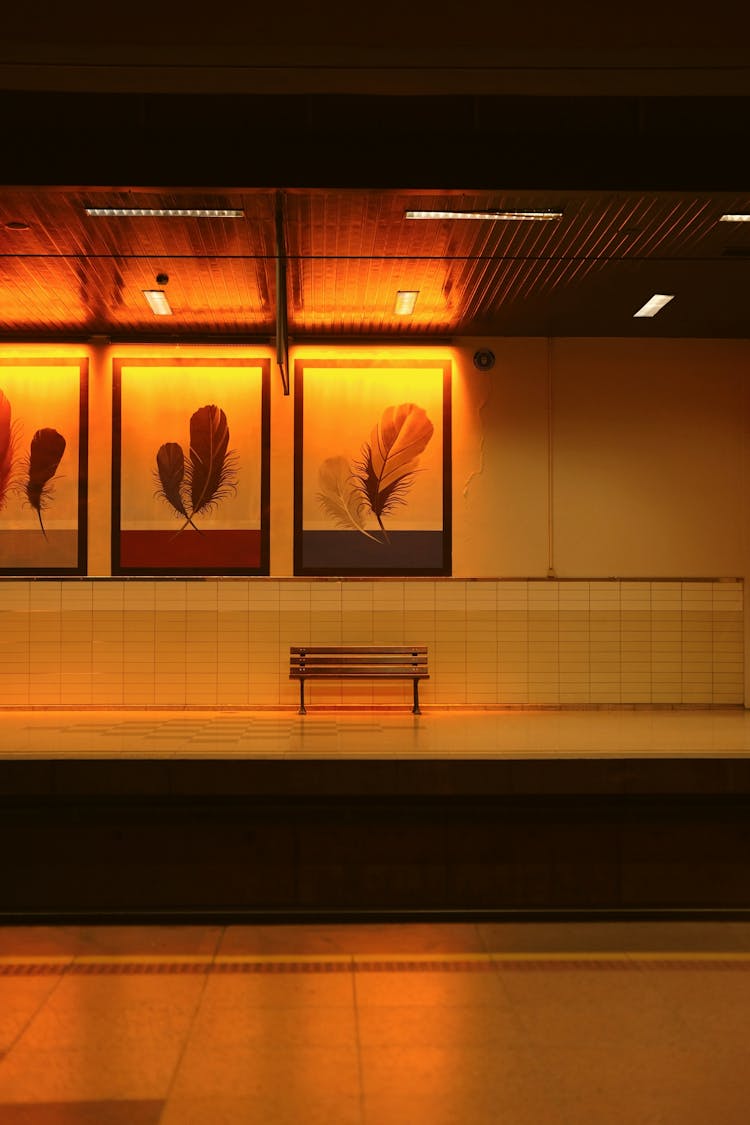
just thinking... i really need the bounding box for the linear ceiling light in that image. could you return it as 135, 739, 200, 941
142, 290, 173, 315
405, 209, 563, 221
85, 208, 244, 218
719, 213, 750, 222
394, 290, 419, 315
633, 293, 674, 318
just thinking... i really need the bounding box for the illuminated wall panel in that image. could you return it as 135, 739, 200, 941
294, 358, 451, 575
111, 357, 270, 575
0, 357, 87, 575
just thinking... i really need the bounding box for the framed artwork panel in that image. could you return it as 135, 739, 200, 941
112, 357, 270, 575
0, 357, 88, 575
294, 358, 451, 575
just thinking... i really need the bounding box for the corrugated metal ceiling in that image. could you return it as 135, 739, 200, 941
0, 187, 748, 338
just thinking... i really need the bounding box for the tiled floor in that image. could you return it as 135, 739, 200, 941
1, 921, 750, 1123
1, 707, 750, 758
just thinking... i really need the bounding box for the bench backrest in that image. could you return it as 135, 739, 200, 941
290, 646, 428, 678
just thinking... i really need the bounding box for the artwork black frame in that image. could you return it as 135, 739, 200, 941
0, 357, 88, 576
294, 358, 452, 577
112, 356, 271, 576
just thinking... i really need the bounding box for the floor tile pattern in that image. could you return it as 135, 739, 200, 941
2, 707, 750, 759
2, 923, 750, 1123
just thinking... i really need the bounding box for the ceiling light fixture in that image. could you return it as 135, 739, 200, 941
633, 294, 674, 318
143, 290, 173, 316
85, 208, 244, 219
719, 213, 750, 222
404, 209, 563, 221
394, 291, 419, 315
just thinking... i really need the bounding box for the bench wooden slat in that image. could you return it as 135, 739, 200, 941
291, 668, 429, 678
291, 665, 428, 673
291, 646, 426, 655
290, 657, 425, 661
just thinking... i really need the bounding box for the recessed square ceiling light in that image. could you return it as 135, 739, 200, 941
404, 209, 562, 221
394, 291, 419, 315
633, 294, 674, 318
143, 290, 173, 315
85, 208, 244, 218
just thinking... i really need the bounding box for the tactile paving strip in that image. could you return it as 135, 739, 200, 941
2, 956, 750, 976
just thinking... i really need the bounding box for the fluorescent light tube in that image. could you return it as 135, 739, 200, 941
633, 294, 674, 318
85, 208, 244, 218
142, 290, 173, 315
394, 290, 419, 315
404, 209, 562, 221
719, 213, 750, 222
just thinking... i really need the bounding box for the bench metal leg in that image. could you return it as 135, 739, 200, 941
412, 678, 421, 715
299, 679, 307, 715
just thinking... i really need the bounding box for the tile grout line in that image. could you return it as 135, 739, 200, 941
155, 925, 225, 1125
350, 953, 368, 1125
0, 955, 73, 1063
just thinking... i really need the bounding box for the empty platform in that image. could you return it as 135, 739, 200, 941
2, 708, 750, 922
0, 707, 749, 760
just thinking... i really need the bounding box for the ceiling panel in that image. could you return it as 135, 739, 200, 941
0, 189, 276, 257
0, 254, 274, 334
285, 189, 745, 261
0, 187, 749, 338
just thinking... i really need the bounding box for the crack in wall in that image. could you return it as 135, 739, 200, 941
461, 369, 493, 502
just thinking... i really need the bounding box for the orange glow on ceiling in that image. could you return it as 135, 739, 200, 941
0, 186, 748, 338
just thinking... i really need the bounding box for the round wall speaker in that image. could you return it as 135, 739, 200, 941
473, 349, 496, 371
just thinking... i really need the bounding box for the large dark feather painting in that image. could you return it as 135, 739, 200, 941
0, 359, 87, 575
113, 358, 270, 574
295, 359, 451, 575
153, 406, 238, 535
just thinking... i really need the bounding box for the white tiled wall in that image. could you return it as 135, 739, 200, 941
0, 579, 743, 708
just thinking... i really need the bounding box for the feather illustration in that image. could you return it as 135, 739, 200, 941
0, 389, 13, 513
185, 404, 238, 519
26, 427, 66, 538
317, 455, 378, 540
154, 442, 200, 533
353, 403, 433, 540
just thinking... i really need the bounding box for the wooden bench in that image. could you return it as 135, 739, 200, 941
290, 646, 429, 715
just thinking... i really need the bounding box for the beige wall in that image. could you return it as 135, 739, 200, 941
0, 337, 746, 707
452, 337, 749, 579
453, 338, 550, 577
552, 339, 747, 579
2, 338, 745, 582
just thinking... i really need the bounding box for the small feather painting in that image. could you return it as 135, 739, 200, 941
296, 360, 451, 576
0, 390, 69, 537
316, 455, 377, 540
0, 360, 86, 575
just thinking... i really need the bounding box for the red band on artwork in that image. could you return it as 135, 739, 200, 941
120, 530, 261, 569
